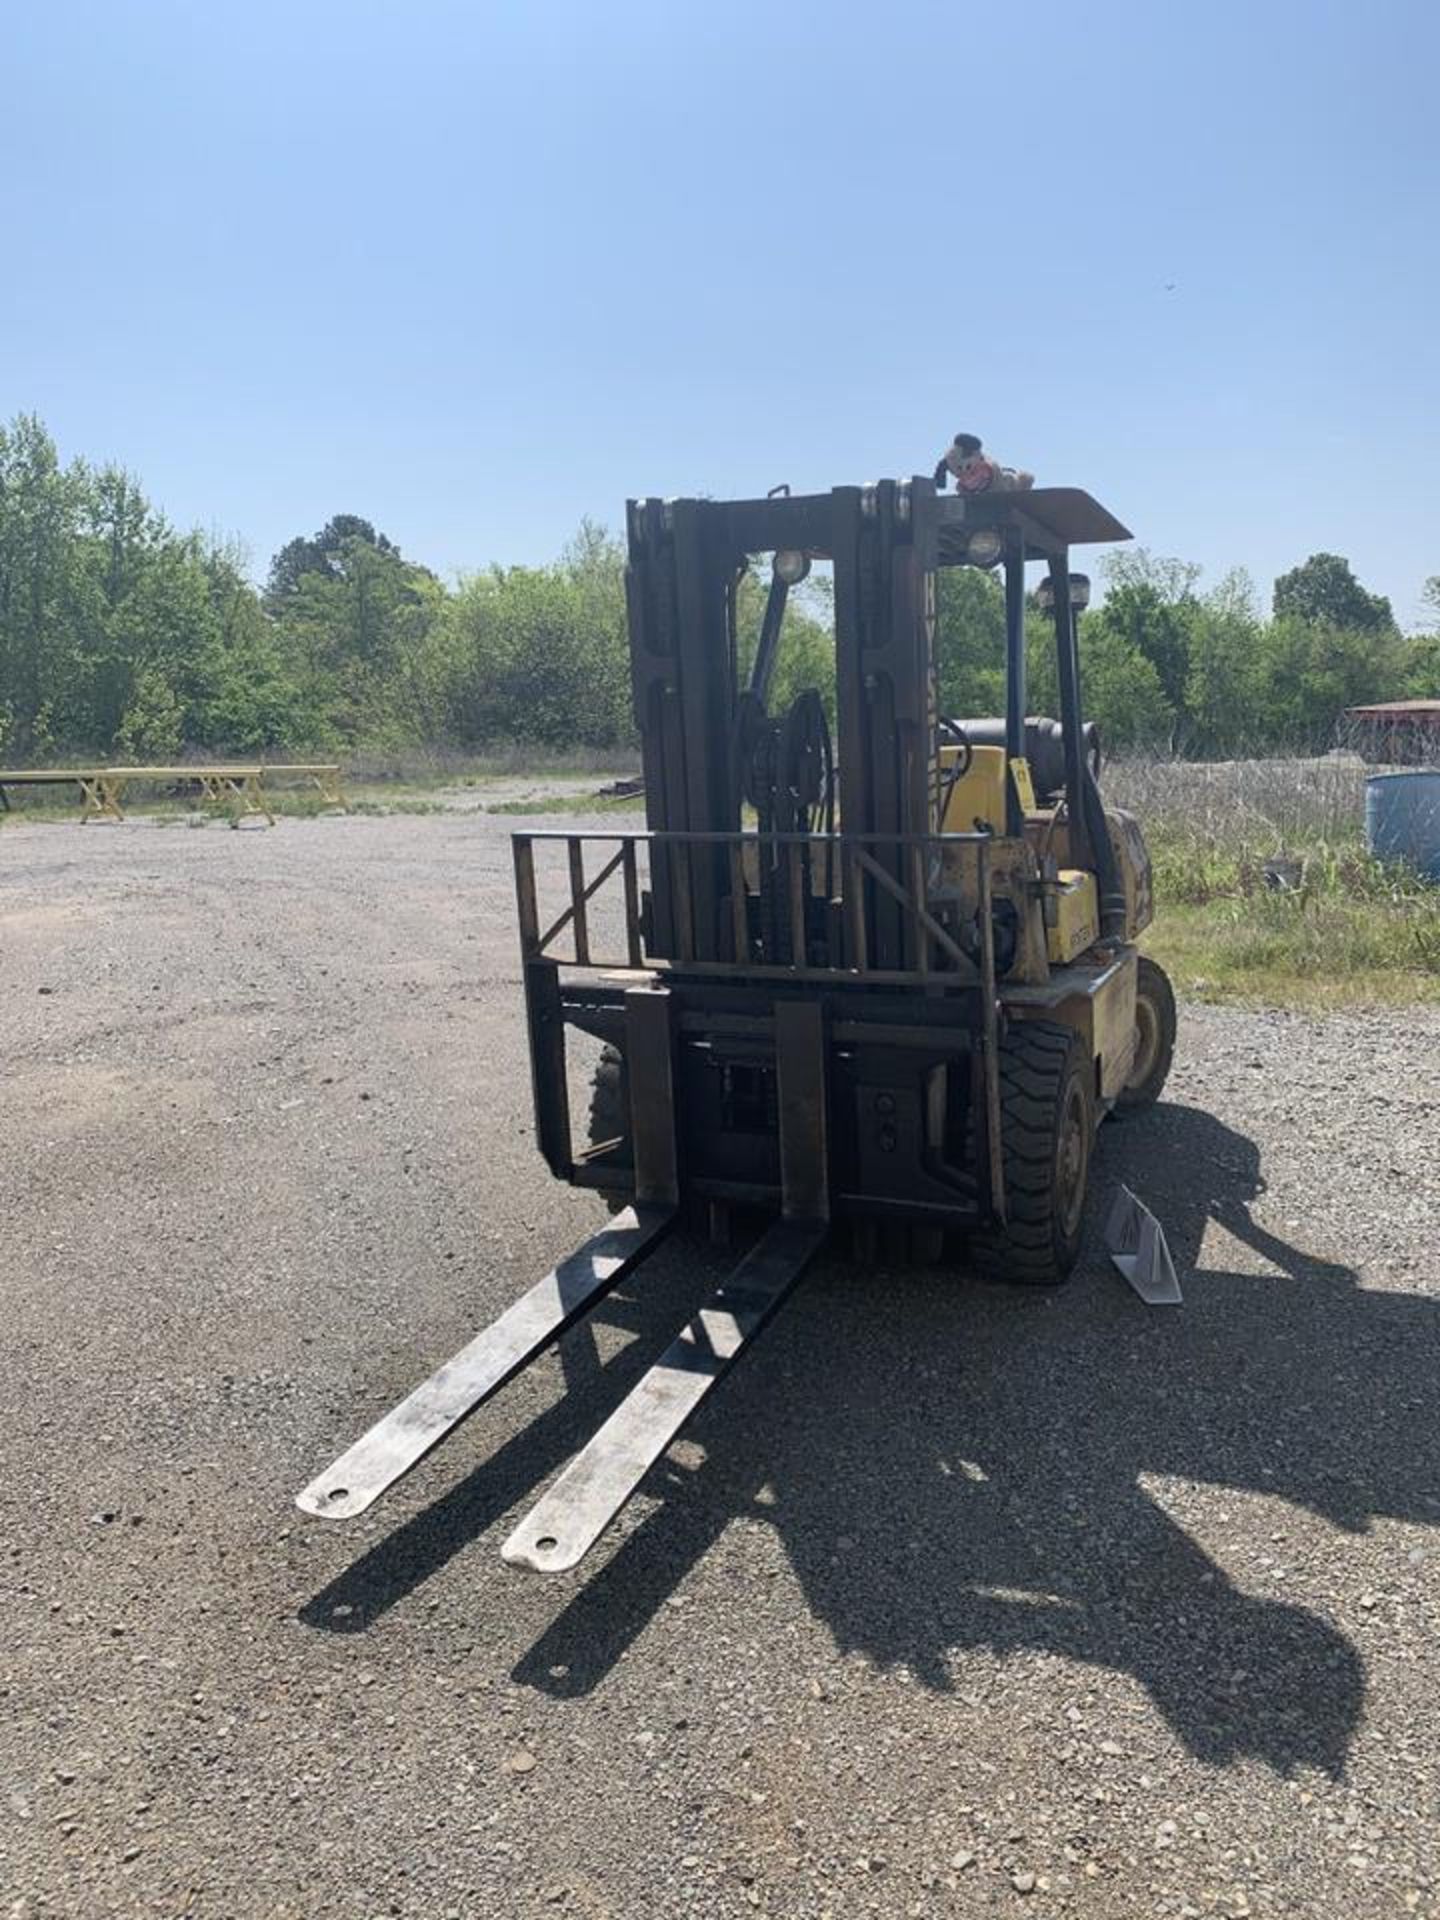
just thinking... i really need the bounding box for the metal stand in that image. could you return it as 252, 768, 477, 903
1105, 1184, 1181, 1305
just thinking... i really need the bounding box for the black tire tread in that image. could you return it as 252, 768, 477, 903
971, 1018, 1093, 1287
588, 1044, 632, 1212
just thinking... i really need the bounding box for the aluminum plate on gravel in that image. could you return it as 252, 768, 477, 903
501, 1217, 825, 1573
296, 1204, 675, 1520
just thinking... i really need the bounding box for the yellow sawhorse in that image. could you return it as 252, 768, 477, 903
0, 762, 347, 825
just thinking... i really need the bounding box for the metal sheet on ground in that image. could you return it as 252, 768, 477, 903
295, 1204, 675, 1520
502, 1217, 826, 1573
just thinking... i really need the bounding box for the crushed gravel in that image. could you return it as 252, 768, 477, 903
1, 810, 1437, 1919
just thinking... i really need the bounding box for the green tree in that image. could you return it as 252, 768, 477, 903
116, 665, 185, 759
1400, 579, 1440, 697
67, 472, 189, 747
0, 414, 86, 756
935, 567, 1006, 717
1076, 623, 1174, 747
265, 514, 399, 606
439, 524, 634, 751
1184, 570, 1264, 754
1102, 548, 1201, 603
1016, 589, 1175, 749
187, 540, 305, 749
266, 518, 442, 745
1085, 583, 1195, 718
1253, 616, 1410, 745
1273, 552, 1394, 633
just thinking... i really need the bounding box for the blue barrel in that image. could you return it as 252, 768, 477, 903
1366, 770, 1440, 881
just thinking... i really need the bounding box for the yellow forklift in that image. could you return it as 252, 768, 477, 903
298, 473, 1175, 1572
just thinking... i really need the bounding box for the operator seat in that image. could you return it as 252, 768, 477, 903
950, 716, 1101, 805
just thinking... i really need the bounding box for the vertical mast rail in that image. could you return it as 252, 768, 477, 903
1003, 528, 1028, 835
976, 838, 1006, 1223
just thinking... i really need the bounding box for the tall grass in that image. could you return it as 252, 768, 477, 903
1107, 752, 1440, 1003
1104, 751, 1372, 848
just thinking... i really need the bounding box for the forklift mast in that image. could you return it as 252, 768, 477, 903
626, 477, 1130, 962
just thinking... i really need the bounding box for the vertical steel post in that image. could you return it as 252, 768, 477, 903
670, 501, 732, 960
727, 840, 749, 963
513, 836, 540, 956
1049, 558, 1090, 866
774, 999, 829, 1225
621, 837, 643, 967
1003, 530, 1027, 834
843, 838, 867, 972
523, 962, 572, 1181
976, 840, 1006, 1224
625, 987, 679, 1208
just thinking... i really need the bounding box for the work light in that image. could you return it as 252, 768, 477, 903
773, 549, 811, 587
965, 529, 1004, 568
1036, 571, 1092, 612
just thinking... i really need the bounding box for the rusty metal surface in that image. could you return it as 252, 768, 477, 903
512, 828, 991, 981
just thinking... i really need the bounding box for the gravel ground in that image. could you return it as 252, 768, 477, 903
2, 810, 1437, 1920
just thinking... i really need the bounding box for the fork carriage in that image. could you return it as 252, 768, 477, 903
513, 825, 1008, 1237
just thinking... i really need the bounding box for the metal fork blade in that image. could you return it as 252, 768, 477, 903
296, 1204, 675, 1520
501, 1217, 825, 1573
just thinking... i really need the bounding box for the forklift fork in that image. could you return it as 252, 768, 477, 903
502, 1215, 825, 1571
296, 999, 830, 1571
296, 1204, 676, 1521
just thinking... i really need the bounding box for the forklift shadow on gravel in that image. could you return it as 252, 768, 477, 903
302, 1099, 1439, 1780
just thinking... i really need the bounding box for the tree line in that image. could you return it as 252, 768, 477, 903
1, 412, 1435, 764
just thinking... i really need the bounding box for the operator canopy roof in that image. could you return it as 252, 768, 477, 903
933, 486, 1132, 554
630, 485, 1131, 565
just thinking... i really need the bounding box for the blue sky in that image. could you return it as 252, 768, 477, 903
4, 0, 1437, 621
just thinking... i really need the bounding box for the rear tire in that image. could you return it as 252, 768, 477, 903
971, 1020, 1094, 1287
1114, 956, 1176, 1115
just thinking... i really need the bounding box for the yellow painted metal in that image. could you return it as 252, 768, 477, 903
1028, 804, 1153, 942
940, 744, 1007, 834
195, 771, 275, 827
1045, 869, 1100, 966
1008, 756, 1037, 813
262, 764, 349, 808
0, 762, 345, 825
1004, 946, 1140, 1102
1089, 948, 1141, 1098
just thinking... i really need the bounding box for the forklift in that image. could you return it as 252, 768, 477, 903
298, 473, 1176, 1573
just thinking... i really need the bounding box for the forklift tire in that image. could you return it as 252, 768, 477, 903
970, 1020, 1094, 1288
1113, 956, 1176, 1116
588, 1044, 632, 1214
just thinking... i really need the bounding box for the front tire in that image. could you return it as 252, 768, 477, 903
1114, 956, 1176, 1115
971, 1020, 1095, 1287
